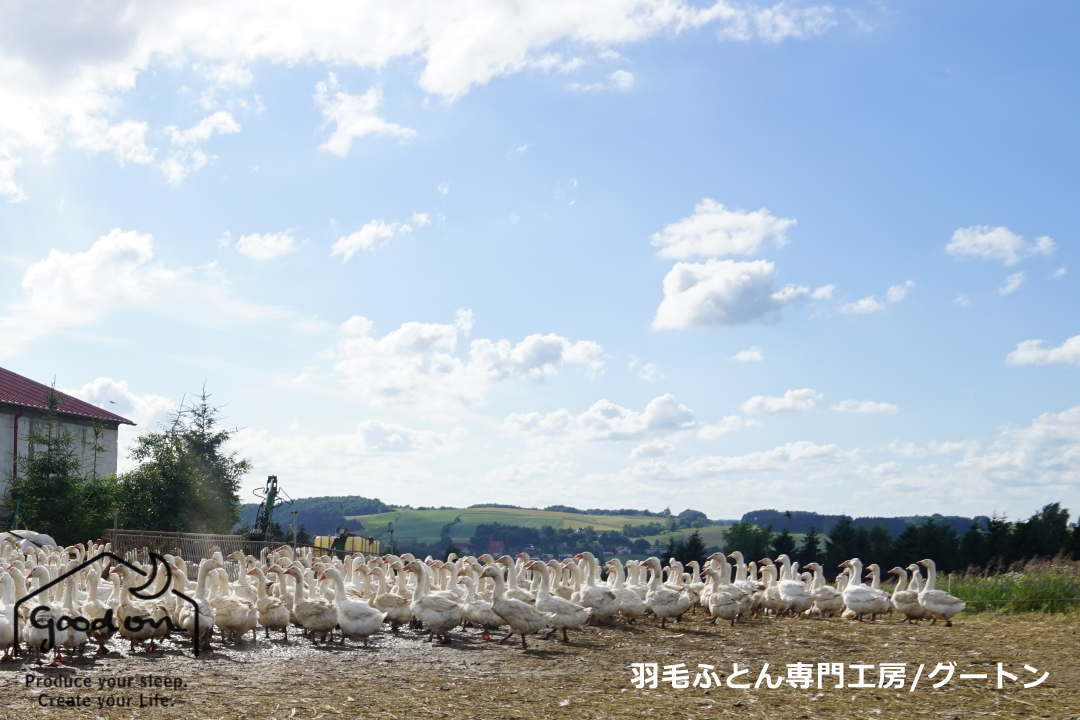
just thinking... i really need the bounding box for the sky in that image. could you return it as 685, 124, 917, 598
0, 0, 1077, 522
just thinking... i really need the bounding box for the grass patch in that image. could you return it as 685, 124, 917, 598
947, 559, 1080, 614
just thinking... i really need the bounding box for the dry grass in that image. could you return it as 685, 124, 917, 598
1, 609, 1077, 720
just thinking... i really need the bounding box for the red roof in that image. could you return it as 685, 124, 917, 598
0, 366, 134, 426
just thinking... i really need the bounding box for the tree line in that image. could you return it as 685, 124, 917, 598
8, 388, 248, 545
658, 504, 1080, 574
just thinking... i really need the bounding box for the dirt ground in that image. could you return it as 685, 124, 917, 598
0, 611, 1076, 720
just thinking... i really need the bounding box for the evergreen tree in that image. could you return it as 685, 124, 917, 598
116, 388, 248, 534
824, 516, 860, 567
959, 522, 987, 569
797, 526, 821, 565
771, 528, 797, 558
678, 530, 707, 566
9, 387, 118, 544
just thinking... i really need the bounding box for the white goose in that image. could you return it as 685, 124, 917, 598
286, 564, 337, 644
320, 567, 385, 647
776, 555, 813, 616
459, 574, 503, 640
916, 558, 966, 626
862, 563, 893, 618
605, 558, 647, 623
838, 558, 880, 621
247, 566, 291, 642
643, 557, 690, 627
571, 552, 619, 625
480, 565, 553, 650
371, 568, 412, 633
406, 559, 463, 644
804, 562, 844, 617
527, 561, 590, 642
887, 566, 925, 623
703, 565, 740, 627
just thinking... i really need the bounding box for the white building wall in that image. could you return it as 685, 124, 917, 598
0, 408, 120, 500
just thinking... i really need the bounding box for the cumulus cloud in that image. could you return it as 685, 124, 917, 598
569, 69, 636, 92
998, 271, 1025, 296
1006, 335, 1080, 366
506, 394, 695, 442
740, 387, 821, 414
697, 415, 758, 439
314, 74, 415, 156
631, 440, 673, 459
67, 377, 176, 472
233, 231, 300, 261
333, 310, 605, 405
652, 259, 831, 329
0, 1, 840, 200
0, 229, 325, 358
832, 399, 899, 414
946, 226, 1055, 266
331, 212, 431, 261
1052, 266, 1067, 279
839, 280, 913, 315
651, 199, 796, 260
731, 346, 764, 363
159, 110, 240, 183
954, 293, 972, 308
628, 356, 660, 382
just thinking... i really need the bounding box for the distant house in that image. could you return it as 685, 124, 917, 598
0, 366, 134, 499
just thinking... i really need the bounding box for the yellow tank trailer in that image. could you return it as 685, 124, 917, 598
313, 531, 380, 556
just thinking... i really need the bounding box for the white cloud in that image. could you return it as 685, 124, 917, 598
628, 356, 660, 382
1052, 266, 1067, 279
0, 230, 325, 358
839, 296, 885, 315
0, 1, 840, 200
885, 280, 914, 303
717, 4, 837, 42
740, 387, 821, 414
652, 259, 829, 329
651, 199, 796, 260
954, 293, 972, 308
331, 212, 431, 261
832, 399, 899, 414
631, 440, 673, 459
67, 377, 176, 472
697, 415, 757, 439
1006, 335, 1080, 367
569, 69, 636, 93
839, 279, 912, 315
946, 226, 1055, 266
508, 394, 695, 442
731, 345, 764, 363
314, 74, 415, 157
998, 271, 1025, 296
234, 231, 300, 261
333, 310, 605, 406
166, 110, 240, 146
437, 182, 450, 196
159, 110, 240, 183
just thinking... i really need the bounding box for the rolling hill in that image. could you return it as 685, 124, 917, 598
347, 506, 675, 545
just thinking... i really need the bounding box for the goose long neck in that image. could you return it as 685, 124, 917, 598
195, 560, 212, 600
923, 562, 937, 591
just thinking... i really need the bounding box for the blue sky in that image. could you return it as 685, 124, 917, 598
0, 0, 1077, 520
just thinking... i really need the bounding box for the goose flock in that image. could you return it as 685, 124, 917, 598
0, 537, 967, 662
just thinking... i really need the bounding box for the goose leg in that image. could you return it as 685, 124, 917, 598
520, 634, 527, 650
499, 630, 514, 644
562, 628, 569, 643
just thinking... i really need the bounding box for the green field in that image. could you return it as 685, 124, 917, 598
347, 506, 688, 544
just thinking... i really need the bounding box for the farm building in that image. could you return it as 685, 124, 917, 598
0, 366, 133, 501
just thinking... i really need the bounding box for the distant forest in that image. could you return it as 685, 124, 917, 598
741, 508, 987, 537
